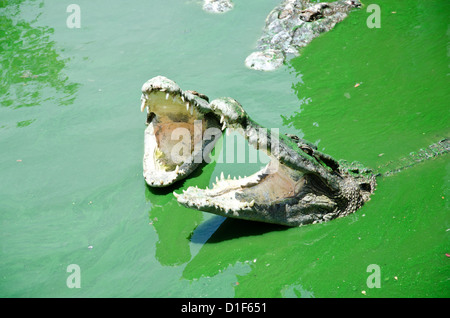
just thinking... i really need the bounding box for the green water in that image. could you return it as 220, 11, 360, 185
1, 0, 448, 297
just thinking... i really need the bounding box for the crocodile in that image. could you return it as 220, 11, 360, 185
140, 76, 382, 226
245, 0, 362, 71
202, 0, 362, 70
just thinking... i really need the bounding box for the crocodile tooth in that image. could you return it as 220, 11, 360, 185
216, 176, 219, 183
140, 99, 146, 112
227, 174, 231, 180
181, 95, 185, 102
249, 200, 255, 207
173, 191, 179, 198
233, 176, 236, 180
186, 102, 189, 111
220, 172, 224, 180
160, 180, 164, 185
175, 165, 179, 174
226, 128, 230, 136
222, 121, 226, 131
220, 115, 224, 124
190, 104, 193, 115
165, 93, 169, 100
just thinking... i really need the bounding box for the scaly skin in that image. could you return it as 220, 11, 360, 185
200, 0, 362, 70
142, 76, 377, 226
245, 0, 362, 71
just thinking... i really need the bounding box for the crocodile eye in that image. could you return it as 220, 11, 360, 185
300, 146, 313, 156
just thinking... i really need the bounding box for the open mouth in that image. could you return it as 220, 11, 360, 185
173, 132, 341, 226
141, 76, 220, 187
141, 76, 376, 226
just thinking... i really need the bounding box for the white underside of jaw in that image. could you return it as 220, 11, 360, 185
174, 165, 273, 214
175, 185, 256, 216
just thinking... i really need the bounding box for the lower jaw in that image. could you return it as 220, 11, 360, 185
177, 160, 302, 208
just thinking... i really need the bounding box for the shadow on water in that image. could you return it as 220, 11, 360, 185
192, 217, 289, 244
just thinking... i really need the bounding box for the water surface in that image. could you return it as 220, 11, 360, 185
1, 0, 448, 297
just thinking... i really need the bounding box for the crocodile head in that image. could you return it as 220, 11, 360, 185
140, 76, 221, 187
142, 76, 376, 226
173, 98, 376, 226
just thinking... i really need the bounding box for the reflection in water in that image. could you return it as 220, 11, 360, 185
0, 1, 79, 110
193, 218, 288, 244
146, 185, 202, 266
145, 160, 217, 267
16, 118, 35, 127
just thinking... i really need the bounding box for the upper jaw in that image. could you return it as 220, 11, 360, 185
140, 76, 211, 116
141, 76, 218, 187
140, 77, 259, 187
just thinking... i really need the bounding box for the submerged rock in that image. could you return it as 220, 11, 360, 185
244, 49, 285, 71
203, 0, 234, 13
245, 0, 362, 71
